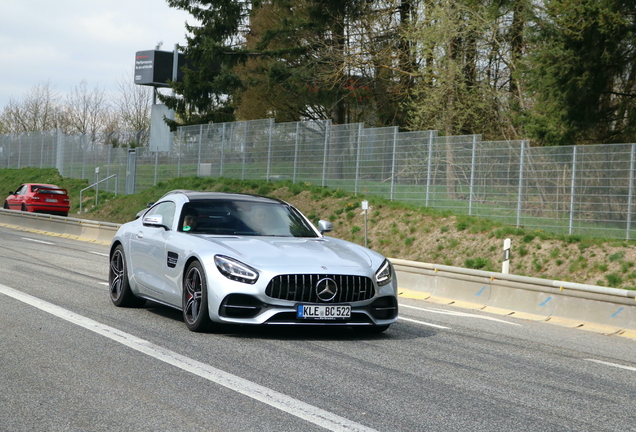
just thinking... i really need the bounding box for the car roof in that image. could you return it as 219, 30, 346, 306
160, 190, 287, 205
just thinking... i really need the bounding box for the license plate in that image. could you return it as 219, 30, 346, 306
297, 305, 351, 320
45, 198, 58, 202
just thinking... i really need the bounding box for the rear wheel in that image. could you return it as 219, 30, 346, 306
109, 245, 145, 307
21, 203, 27, 212
183, 261, 215, 332
3, 201, 8, 209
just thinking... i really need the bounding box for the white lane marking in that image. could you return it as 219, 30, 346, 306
400, 303, 522, 326
89, 252, 109, 257
398, 316, 450, 329
586, 359, 636, 372
0, 283, 378, 432
21, 237, 54, 245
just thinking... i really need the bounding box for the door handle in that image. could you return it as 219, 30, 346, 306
136, 231, 144, 239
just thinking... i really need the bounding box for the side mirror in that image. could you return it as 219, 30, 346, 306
143, 214, 169, 230
318, 220, 333, 234
8, 191, 14, 195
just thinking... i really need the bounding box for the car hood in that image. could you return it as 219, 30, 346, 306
198, 236, 373, 269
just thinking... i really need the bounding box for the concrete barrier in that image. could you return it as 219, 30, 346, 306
0, 209, 119, 245
391, 258, 636, 335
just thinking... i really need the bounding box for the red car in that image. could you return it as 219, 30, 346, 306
3, 183, 70, 217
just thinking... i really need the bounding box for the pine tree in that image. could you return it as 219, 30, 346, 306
522, 0, 636, 145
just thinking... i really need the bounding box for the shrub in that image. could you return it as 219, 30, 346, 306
609, 251, 625, 262
465, 257, 490, 270
605, 273, 623, 287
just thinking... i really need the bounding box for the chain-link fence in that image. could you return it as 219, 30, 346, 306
2, 120, 636, 239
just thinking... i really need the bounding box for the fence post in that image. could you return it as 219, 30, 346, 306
293, 122, 300, 183
469, 135, 477, 215
390, 127, 398, 201
107, 144, 112, 192
17, 134, 22, 169
517, 141, 526, 227
355, 123, 363, 195
56, 129, 65, 175
81, 134, 87, 180
426, 130, 434, 207
178, 128, 183, 177
218, 124, 224, 177
197, 125, 203, 177
322, 120, 331, 188
266, 118, 274, 181
241, 122, 247, 180
152, 147, 158, 186
569, 145, 578, 235
28, 132, 33, 167
40, 133, 44, 168
627, 143, 635, 240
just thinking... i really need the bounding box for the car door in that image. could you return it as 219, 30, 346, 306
129, 200, 176, 300
7, 185, 26, 210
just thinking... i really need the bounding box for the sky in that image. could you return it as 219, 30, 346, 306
0, 0, 194, 108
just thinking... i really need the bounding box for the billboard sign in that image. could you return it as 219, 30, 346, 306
134, 50, 185, 87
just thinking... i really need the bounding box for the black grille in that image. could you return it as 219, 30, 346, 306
265, 274, 375, 303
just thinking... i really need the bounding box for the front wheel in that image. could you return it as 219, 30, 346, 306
183, 261, 215, 332
109, 244, 145, 307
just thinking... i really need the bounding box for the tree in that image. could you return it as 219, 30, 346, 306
0, 82, 61, 133
162, 0, 252, 128
112, 74, 152, 133
60, 80, 111, 145
522, 0, 636, 145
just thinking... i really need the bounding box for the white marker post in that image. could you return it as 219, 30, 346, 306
361, 200, 369, 248
502, 238, 511, 274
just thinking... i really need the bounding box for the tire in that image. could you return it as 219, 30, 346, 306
3, 201, 8, 210
183, 261, 214, 332
21, 203, 27, 212
109, 244, 145, 307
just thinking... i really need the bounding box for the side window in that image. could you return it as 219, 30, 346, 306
146, 201, 176, 229
15, 185, 26, 195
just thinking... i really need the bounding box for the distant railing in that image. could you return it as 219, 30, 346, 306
79, 174, 117, 214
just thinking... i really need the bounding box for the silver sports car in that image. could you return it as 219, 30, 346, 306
108, 190, 398, 333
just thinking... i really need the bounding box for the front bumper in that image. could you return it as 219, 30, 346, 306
216, 294, 398, 326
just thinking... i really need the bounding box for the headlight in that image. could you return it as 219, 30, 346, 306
214, 255, 259, 284
375, 259, 392, 286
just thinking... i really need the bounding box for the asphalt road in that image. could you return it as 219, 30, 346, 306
0, 226, 634, 432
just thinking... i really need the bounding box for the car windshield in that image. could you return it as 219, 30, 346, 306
179, 199, 318, 237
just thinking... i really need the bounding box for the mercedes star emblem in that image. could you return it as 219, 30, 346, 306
315, 278, 338, 302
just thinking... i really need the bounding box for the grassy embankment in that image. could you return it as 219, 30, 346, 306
2, 167, 636, 290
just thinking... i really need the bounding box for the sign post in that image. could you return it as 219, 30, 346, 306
361, 200, 369, 248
